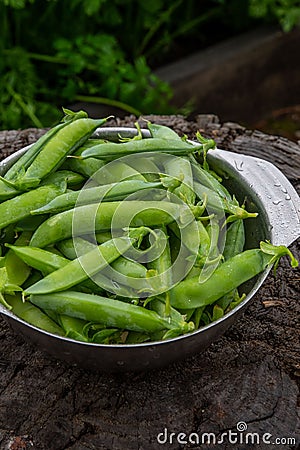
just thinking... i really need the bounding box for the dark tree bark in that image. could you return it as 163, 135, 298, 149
0, 116, 299, 450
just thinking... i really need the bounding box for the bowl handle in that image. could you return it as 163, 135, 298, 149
209, 149, 300, 247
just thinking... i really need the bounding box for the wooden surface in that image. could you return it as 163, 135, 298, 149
0, 115, 299, 450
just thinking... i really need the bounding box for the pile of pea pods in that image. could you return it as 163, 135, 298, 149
0, 108, 297, 344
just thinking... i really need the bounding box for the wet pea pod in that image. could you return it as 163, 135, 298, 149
58, 315, 89, 342
29, 290, 185, 334
0, 183, 66, 230
91, 328, 122, 344
92, 161, 146, 184
0, 180, 20, 202
95, 232, 112, 244
61, 139, 106, 178
190, 155, 232, 201
183, 219, 217, 280
163, 156, 196, 206
170, 242, 298, 309
0, 264, 24, 310
57, 236, 148, 279
124, 156, 161, 182
43, 170, 85, 187
6, 293, 65, 335
5, 244, 104, 295
146, 121, 182, 141
223, 219, 245, 261
149, 297, 194, 337
3, 108, 88, 183
29, 200, 184, 248
147, 226, 173, 316
5, 244, 70, 275
11, 116, 110, 190
25, 228, 150, 295
213, 219, 246, 313
56, 236, 95, 259
3, 231, 32, 286
31, 179, 162, 215
80, 137, 204, 160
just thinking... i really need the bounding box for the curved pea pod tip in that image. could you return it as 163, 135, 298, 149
61, 107, 88, 122
162, 321, 195, 340
61, 107, 114, 124
118, 121, 143, 142
260, 241, 298, 274
195, 131, 216, 149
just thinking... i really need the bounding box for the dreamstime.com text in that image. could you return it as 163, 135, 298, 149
156, 422, 296, 446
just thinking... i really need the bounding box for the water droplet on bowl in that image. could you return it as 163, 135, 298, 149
272, 199, 282, 205
234, 160, 244, 171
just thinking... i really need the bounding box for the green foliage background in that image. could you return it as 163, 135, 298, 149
1, 0, 300, 130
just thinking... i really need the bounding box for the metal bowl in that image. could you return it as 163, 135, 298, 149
0, 127, 299, 372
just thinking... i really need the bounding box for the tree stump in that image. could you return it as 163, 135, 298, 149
0, 116, 299, 450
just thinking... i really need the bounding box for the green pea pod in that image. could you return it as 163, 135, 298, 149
190, 306, 205, 328
6, 244, 69, 274
78, 138, 107, 150
92, 161, 147, 185
58, 315, 89, 342
56, 236, 94, 259
215, 219, 246, 311
147, 122, 182, 140
5, 244, 104, 295
61, 142, 106, 178
149, 297, 193, 333
57, 236, 148, 279
0, 266, 23, 309
4, 108, 88, 182
91, 328, 120, 344
190, 155, 232, 201
0, 183, 66, 230
29, 290, 177, 333
29, 200, 183, 248
148, 227, 173, 316
125, 156, 160, 182
96, 232, 112, 244
25, 233, 147, 295
0, 181, 20, 201
4, 231, 31, 286
206, 218, 222, 260
163, 157, 196, 206
13, 116, 109, 189
6, 293, 64, 335
170, 242, 298, 309
111, 256, 147, 279
31, 180, 162, 215
81, 138, 202, 160
125, 331, 150, 344
223, 219, 245, 261
43, 170, 85, 187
